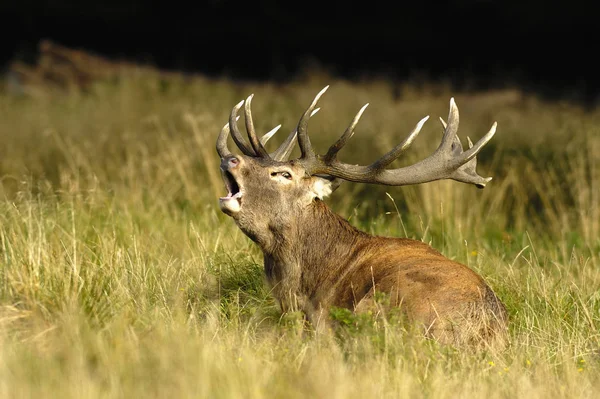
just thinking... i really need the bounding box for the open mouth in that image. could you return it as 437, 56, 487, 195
219, 171, 243, 214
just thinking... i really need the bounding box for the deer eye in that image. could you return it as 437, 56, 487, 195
271, 171, 293, 180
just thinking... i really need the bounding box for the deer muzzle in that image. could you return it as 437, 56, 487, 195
219, 156, 244, 215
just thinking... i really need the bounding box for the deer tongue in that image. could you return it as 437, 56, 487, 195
220, 191, 242, 200
219, 191, 242, 214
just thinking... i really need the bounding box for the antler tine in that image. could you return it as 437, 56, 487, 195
439, 116, 447, 130
369, 115, 430, 170
460, 122, 497, 164
244, 94, 271, 158
323, 103, 369, 163
271, 131, 298, 161
260, 125, 282, 146
448, 124, 496, 189
261, 108, 320, 146
298, 98, 497, 188
439, 113, 497, 163
229, 100, 256, 156
438, 101, 462, 156
438, 97, 460, 152
216, 116, 240, 158
268, 108, 322, 162
297, 86, 329, 159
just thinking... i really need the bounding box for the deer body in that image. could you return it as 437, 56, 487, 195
216, 87, 508, 347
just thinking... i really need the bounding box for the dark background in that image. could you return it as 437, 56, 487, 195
1, 0, 598, 104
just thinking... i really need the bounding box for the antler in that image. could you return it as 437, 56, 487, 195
216, 98, 320, 161
217, 87, 497, 188
293, 89, 496, 188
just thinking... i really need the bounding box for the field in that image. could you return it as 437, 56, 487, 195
0, 72, 599, 398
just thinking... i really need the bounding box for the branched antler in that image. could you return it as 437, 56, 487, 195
217, 87, 497, 188
294, 90, 496, 188
217, 99, 320, 161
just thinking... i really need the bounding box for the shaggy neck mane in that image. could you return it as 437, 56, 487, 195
261, 199, 369, 304
268, 199, 365, 261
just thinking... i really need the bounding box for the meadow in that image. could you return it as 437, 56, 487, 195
0, 71, 599, 398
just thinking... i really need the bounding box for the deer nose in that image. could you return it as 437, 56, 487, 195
228, 157, 239, 168
221, 156, 240, 171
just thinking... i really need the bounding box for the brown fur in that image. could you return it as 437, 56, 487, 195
219, 155, 508, 348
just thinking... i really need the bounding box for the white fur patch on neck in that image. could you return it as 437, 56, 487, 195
311, 178, 333, 199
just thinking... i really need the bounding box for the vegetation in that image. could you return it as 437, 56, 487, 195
0, 73, 599, 397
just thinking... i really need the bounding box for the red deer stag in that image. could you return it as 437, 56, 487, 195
215, 86, 507, 347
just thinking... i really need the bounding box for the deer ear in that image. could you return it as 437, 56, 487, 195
309, 175, 338, 199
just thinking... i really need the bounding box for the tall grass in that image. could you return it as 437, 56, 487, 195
0, 73, 599, 397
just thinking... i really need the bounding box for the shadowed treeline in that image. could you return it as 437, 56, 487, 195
1, 0, 597, 104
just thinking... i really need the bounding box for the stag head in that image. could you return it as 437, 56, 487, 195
218, 153, 336, 244
217, 95, 335, 244
216, 86, 496, 244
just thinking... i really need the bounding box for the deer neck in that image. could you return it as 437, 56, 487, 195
261, 199, 367, 302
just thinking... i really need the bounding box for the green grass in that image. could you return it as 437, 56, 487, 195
0, 73, 599, 398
